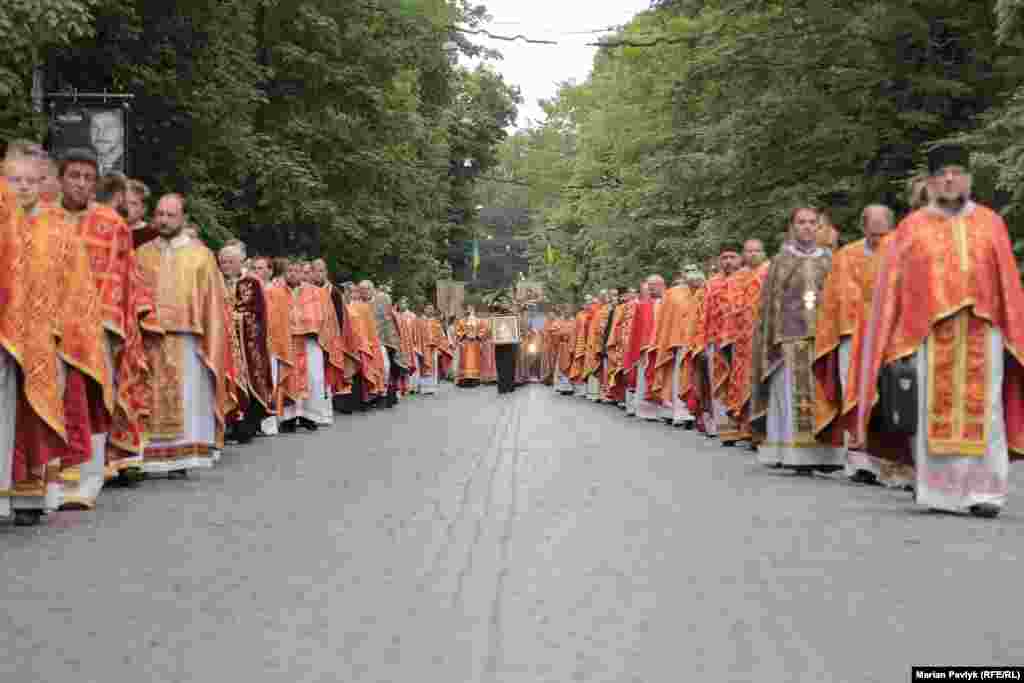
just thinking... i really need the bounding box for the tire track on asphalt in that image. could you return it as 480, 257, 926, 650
482, 388, 526, 681
452, 394, 519, 607
420, 395, 513, 592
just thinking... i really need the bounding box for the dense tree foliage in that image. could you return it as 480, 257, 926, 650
481, 1, 1024, 303
1, 0, 520, 305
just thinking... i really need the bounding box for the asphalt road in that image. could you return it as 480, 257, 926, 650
3, 383, 1024, 682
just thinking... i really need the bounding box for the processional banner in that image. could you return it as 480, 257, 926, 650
435, 280, 465, 319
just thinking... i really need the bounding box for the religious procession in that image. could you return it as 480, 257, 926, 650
532, 144, 1024, 520
0, 142, 466, 527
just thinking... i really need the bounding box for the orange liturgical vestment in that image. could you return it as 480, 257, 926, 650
813, 241, 879, 443
1, 198, 109, 511
651, 285, 694, 403
279, 284, 344, 406
569, 307, 591, 384
604, 303, 629, 402
420, 317, 453, 378
680, 285, 708, 417
585, 303, 612, 380
349, 300, 385, 396
557, 317, 576, 380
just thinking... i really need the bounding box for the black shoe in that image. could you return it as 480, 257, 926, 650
721, 441, 736, 447
280, 419, 297, 433
298, 417, 319, 431
13, 510, 43, 526
849, 470, 880, 486
167, 469, 189, 480
970, 503, 1001, 519
113, 469, 144, 488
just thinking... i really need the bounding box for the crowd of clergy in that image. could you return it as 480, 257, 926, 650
4, 137, 1023, 526
522, 144, 1024, 520
0, 141, 456, 527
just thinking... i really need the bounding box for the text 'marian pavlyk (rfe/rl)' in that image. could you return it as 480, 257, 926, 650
912, 667, 1024, 681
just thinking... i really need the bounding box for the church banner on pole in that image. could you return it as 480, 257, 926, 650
435, 280, 465, 319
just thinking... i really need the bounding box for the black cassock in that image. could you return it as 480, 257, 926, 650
495, 343, 518, 394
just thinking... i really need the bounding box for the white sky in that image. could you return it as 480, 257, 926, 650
464, 0, 652, 129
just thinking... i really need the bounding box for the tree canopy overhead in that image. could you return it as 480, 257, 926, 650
480, 0, 1024, 303
1, 0, 521, 306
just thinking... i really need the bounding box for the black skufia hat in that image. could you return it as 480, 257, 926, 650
927, 144, 970, 175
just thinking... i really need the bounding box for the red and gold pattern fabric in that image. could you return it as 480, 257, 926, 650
726, 265, 769, 419
851, 206, 1024, 459
702, 274, 727, 348
68, 204, 152, 456
623, 301, 654, 389
235, 276, 274, 410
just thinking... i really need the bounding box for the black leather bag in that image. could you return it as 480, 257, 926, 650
876, 357, 918, 435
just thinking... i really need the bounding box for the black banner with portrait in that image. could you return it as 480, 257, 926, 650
46, 99, 129, 176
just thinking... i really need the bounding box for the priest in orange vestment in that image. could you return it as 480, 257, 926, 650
418, 305, 452, 395
347, 282, 386, 407
136, 194, 234, 475
569, 298, 593, 396
651, 275, 695, 426
603, 293, 632, 406
813, 207, 894, 485
584, 291, 612, 401
251, 256, 292, 433
310, 261, 360, 411
850, 146, 1024, 518
395, 299, 419, 396
552, 306, 576, 395
279, 261, 343, 430
724, 240, 770, 447
0, 161, 108, 525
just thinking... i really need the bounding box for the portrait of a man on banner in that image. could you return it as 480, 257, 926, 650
49, 104, 127, 176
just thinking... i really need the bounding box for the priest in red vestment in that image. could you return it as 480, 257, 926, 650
850, 146, 1024, 518
59, 156, 152, 507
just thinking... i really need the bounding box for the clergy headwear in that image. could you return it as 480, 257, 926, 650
928, 144, 970, 175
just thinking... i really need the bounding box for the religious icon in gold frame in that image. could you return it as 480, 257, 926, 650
491, 315, 520, 345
